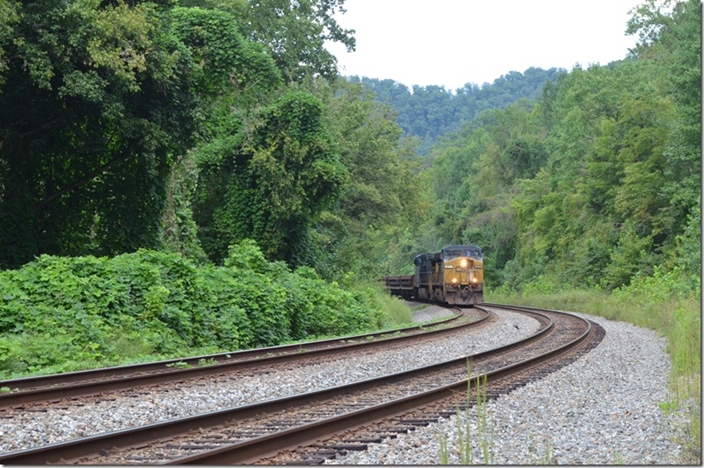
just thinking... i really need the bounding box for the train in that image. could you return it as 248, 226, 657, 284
384, 244, 484, 306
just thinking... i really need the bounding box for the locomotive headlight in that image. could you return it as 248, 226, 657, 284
451, 278, 458, 284
460, 259, 467, 268
471, 277, 478, 283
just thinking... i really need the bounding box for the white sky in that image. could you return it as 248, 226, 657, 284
325, 0, 644, 91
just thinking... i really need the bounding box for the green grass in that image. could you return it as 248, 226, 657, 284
438, 360, 495, 465
375, 293, 414, 324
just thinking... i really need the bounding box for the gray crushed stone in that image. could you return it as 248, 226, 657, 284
326, 307, 688, 465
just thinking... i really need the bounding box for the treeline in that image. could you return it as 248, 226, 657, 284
348, 67, 565, 154
0, 0, 698, 301
0, 0, 424, 280
405, 0, 701, 294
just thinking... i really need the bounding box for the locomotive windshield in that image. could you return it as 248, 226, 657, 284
443, 245, 483, 261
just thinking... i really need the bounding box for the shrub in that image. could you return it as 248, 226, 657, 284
0, 241, 393, 378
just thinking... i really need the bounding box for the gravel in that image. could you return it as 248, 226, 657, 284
0, 306, 689, 464
327, 309, 688, 465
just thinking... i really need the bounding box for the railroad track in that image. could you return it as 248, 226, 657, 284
0, 304, 604, 465
0, 307, 487, 408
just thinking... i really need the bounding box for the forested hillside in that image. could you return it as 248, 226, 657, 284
347, 67, 565, 153
0, 0, 698, 306
417, 0, 701, 294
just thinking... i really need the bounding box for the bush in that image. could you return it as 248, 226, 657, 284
0, 241, 394, 379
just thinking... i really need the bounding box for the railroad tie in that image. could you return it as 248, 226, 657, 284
314, 443, 368, 451
398, 418, 437, 426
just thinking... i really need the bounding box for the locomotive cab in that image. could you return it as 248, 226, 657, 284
440, 245, 484, 305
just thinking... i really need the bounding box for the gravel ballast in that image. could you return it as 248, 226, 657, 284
327, 308, 687, 465
0, 306, 688, 464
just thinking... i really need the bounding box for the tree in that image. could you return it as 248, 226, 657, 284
0, 1, 190, 267
307, 80, 431, 278
0, 2, 280, 269
230, 0, 355, 83
193, 91, 347, 267
628, 0, 701, 247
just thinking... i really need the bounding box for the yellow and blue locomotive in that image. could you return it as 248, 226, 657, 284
384, 245, 484, 306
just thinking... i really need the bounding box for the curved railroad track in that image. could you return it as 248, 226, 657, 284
0, 307, 487, 408
0, 304, 604, 465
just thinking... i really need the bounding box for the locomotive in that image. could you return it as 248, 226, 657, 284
384, 245, 484, 306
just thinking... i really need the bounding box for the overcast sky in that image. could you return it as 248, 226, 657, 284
325, 0, 644, 91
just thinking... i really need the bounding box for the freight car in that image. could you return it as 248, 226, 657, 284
384, 245, 484, 306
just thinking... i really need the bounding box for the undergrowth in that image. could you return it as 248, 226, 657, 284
0, 241, 401, 380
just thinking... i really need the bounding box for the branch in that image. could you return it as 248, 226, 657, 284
33, 152, 131, 210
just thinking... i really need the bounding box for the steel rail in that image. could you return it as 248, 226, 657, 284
1, 309, 465, 391
0, 309, 486, 407
172, 309, 594, 464
0, 307, 552, 465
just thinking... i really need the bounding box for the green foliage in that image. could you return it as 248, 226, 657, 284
170, 6, 282, 94
193, 91, 347, 267
427, 101, 546, 283
1, 2, 151, 263
671, 204, 701, 282
421, 0, 700, 294
374, 294, 414, 326
522, 276, 560, 296
350, 67, 565, 154
0, 2, 224, 267
0, 0, 19, 83
0, 242, 391, 378
0, 1, 288, 269
300, 79, 433, 279
161, 153, 210, 263
232, 0, 355, 83
603, 221, 655, 288
612, 264, 700, 306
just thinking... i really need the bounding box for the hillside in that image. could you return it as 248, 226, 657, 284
347, 67, 566, 153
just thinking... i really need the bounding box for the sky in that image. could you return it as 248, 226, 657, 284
325, 0, 645, 91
